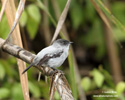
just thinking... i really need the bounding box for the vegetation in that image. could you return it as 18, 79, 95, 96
0, 0, 125, 100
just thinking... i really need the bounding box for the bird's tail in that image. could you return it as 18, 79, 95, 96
22, 63, 34, 74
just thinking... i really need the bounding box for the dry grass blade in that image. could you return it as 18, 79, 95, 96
90, 0, 122, 48
51, 0, 69, 40
51, 1, 86, 99
95, 0, 125, 32
4, 0, 26, 43
1, 0, 30, 100
90, 0, 123, 83
90, 0, 111, 30
56, 72, 74, 100
49, 73, 56, 100
51, 0, 71, 43
50, 71, 74, 100
0, 0, 8, 22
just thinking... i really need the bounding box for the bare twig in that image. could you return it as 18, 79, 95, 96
51, 0, 69, 40
1, 0, 30, 100
0, 0, 8, 22
48, 0, 74, 99
2, 0, 26, 44
50, 0, 71, 44
51, 0, 86, 100
55, 72, 74, 100
0, 38, 74, 100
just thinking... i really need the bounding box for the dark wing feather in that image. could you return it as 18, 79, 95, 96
37, 51, 63, 66
37, 54, 50, 66
22, 50, 63, 74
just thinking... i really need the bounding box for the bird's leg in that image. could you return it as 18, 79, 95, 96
38, 72, 42, 81
51, 67, 64, 75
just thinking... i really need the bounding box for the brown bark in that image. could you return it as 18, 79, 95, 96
0, 38, 74, 100
1, 0, 30, 99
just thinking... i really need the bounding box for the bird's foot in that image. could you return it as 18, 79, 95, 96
51, 67, 64, 75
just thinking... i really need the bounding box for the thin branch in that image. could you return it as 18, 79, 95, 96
1, 0, 30, 100
2, 0, 26, 43
0, 38, 74, 100
51, 0, 69, 40
51, 0, 86, 100
50, 0, 71, 44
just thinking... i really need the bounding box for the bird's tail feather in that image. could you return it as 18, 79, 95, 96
22, 63, 34, 74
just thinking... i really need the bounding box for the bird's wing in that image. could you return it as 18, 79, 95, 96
22, 46, 63, 74
37, 50, 63, 66
37, 54, 50, 66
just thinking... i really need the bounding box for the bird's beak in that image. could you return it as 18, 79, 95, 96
70, 42, 73, 44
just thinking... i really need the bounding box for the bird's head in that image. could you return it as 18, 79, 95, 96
52, 39, 73, 48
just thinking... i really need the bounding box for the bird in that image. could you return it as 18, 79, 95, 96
22, 39, 73, 74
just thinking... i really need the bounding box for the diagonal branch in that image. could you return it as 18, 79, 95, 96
0, 38, 74, 100
50, 0, 71, 44
51, 1, 86, 100
1, 0, 30, 100
3, 0, 26, 43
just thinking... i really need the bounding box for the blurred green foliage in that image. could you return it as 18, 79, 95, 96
0, 15, 9, 39
0, 88, 10, 99
0, 0, 125, 100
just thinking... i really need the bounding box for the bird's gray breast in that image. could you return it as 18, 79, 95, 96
46, 51, 68, 68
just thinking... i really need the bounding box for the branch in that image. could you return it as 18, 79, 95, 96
1, 0, 29, 99
0, 38, 74, 100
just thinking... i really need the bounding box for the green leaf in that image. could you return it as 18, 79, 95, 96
0, 63, 5, 80
0, 15, 10, 39
26, 4, 41, 39
19, 10, 28, 27
11, 83, 24, 100
91, 69, 104, 87
113, 28, 125, 42
26, 17, 39, 39
28, 81, 41, 98
101, 68, 115, 88
27, 4, 41, 23
0, 88, 10, 99
81, 77, 91, 92
116, 82, 125, 95
94, 0, 125, 33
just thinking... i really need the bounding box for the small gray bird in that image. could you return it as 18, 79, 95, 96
22, 39, 73, 74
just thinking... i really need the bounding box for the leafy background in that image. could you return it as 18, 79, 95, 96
0, 0, 125, 100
